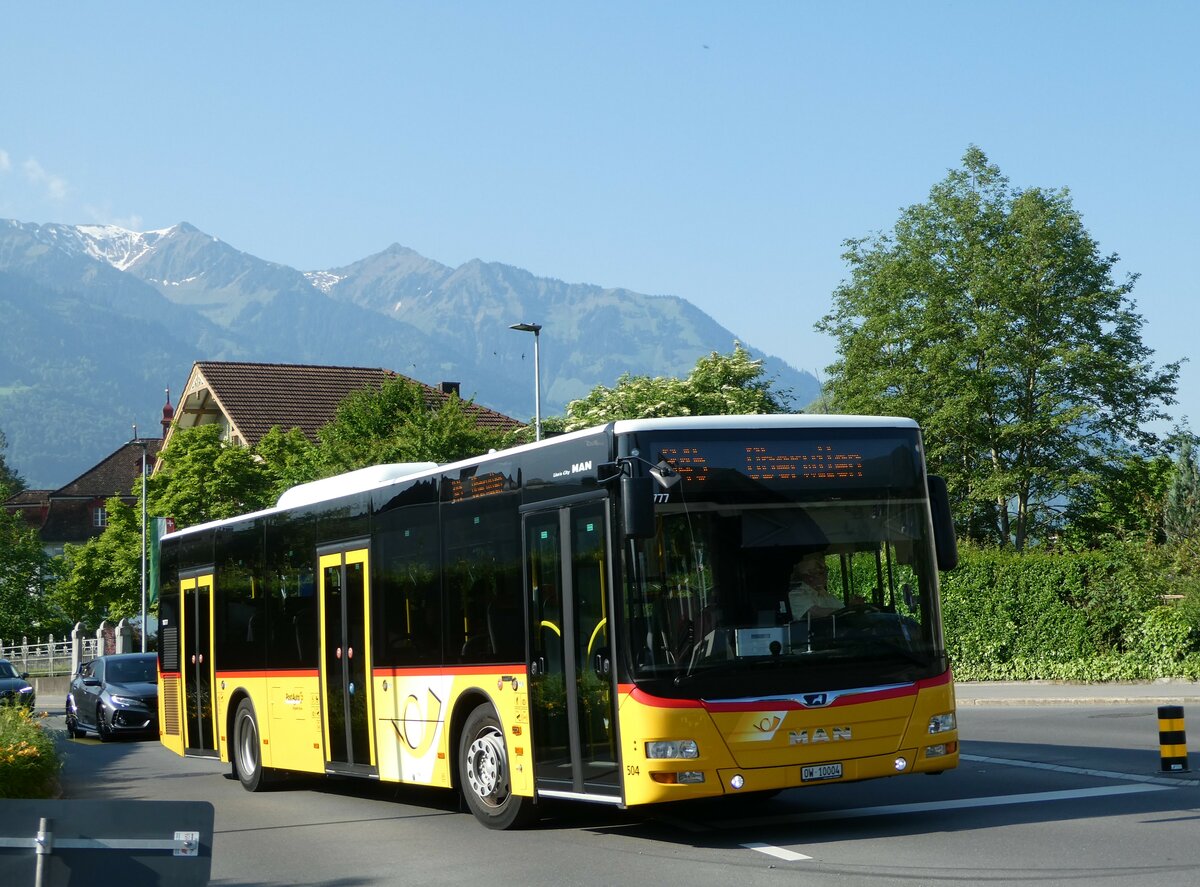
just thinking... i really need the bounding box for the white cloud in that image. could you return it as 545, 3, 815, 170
0, 149, 10, 173
23, 157, 69, 200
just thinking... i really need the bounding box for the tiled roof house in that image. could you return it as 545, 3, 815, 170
163, 361, 520, 458
3, 439, 161, 556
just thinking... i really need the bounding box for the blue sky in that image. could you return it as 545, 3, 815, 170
2, 2, 1196, 430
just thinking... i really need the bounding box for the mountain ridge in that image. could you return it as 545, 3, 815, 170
0, 218, 819, 487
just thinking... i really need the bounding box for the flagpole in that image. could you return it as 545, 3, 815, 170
133, 424, 148, 653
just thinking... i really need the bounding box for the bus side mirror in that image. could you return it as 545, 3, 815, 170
927, 475, 958, 571
621, 475, 655, 539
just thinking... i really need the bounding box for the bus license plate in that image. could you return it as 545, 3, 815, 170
801, 763, 842, 782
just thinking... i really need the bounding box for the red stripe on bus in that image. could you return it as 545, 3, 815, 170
629, 669, 952, 712
372, 664, 528, 678
215, 669, 320, 679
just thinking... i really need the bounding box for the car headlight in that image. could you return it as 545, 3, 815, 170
110, 694, 140, 707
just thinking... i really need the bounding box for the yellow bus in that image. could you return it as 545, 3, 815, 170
156, 415, 959, 828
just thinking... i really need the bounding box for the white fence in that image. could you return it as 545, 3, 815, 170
0, 621, 135, 676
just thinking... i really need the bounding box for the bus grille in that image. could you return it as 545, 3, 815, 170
162, 676, 181, 736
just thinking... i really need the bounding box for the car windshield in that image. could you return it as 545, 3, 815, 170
107, 658, 157, 684
0, 661, 17, 679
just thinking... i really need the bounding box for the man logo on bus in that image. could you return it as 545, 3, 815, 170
802, 692, 830, 707
789, 726, 852, 745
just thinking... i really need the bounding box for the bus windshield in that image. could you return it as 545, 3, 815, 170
624, 496, 945, 698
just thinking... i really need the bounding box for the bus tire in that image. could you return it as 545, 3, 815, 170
233, 698, 272, 792
458, 703, 535, 830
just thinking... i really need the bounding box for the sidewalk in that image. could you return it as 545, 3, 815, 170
955, 679, 1200, 706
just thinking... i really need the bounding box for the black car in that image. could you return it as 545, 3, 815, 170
66, 653, 159, 741
0, 659, 35, 709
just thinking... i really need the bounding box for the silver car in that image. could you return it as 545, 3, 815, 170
66, 653, 158, 741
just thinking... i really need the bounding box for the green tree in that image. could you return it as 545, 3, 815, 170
147, 424, 275, 529
817, 147, 1179, 550
0, 429, 25, 500
0, 509, 58, 638
1165, 439, 1200, 543
1062, 453, 1174, 546
255, 426, 322, 501
49, 496, 141, 629
316, 376, 508, 473
563, 343, 788, 429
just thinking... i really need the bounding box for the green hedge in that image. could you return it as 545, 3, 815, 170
941, 543, 1200, 681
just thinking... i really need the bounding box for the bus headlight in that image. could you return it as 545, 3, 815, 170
928, 712, 956, 734
646, 739, 699, 759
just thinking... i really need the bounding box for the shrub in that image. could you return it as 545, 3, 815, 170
942, 541, 1200, 681
0, 705, 60, 799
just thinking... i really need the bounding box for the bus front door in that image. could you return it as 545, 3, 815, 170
526, 501, 620, 800
318, 546, 377, 775
180, 572, 218, 757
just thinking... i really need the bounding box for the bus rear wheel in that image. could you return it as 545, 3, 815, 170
233, 698, 273, 792
458, 703, 535, 830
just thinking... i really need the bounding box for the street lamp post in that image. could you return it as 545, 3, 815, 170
509, 322, 543, 441
132, 425, 148, 653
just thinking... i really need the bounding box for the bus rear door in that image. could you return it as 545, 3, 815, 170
180, 571, 218, 757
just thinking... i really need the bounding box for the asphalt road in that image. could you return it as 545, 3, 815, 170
25, 698, 1200, 886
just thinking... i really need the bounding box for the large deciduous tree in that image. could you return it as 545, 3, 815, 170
563, 343, 788, 430
817, 147, 1179, 550
316, 376, 509, 473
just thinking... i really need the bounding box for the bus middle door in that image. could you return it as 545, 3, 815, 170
525, 501, 620, 801
318, 545, 377, 775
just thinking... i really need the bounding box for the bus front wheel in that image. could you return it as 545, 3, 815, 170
458, 703, 535, 829
233, 699, 273, 792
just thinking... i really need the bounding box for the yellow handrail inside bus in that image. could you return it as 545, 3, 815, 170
587, 618, 607, 658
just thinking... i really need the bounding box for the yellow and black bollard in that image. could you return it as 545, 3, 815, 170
1158, 705, 1189, 772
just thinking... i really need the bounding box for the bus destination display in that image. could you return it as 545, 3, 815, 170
654, 437, 916, 489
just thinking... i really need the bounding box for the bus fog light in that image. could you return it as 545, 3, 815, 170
678, 771, 705, 784
928, 712, 956, 734
925, 743, 948, 758
646, 739, 699, 759
894, 757, 908, 772
730, 774, 745, 790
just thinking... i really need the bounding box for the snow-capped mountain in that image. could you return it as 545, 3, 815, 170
0, 217, 819, 487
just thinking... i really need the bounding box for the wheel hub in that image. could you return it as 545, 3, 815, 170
466, 727, 508, 807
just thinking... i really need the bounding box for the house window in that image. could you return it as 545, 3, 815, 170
93, 506, 108, 528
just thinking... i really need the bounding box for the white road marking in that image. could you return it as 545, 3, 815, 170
710, 783, 1172, 831
741, 842, 811, 861
961, 753, 1200, 787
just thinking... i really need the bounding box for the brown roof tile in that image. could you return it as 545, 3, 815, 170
193, 362, 520, 446
55, 440, 162, 499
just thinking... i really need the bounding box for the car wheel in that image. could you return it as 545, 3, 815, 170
97, 705, 113, 742
65, 698, 81, 738
233, 699, 273, 791
457, 703, 535, 829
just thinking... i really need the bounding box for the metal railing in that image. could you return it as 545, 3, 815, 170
0, 635, 101, 676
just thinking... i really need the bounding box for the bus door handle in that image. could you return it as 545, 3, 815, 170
531, 656, 546, 676
593, 653, 611, 677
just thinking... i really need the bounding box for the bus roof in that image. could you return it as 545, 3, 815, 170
161, 413, 920, 540
612, 414, 919, 434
